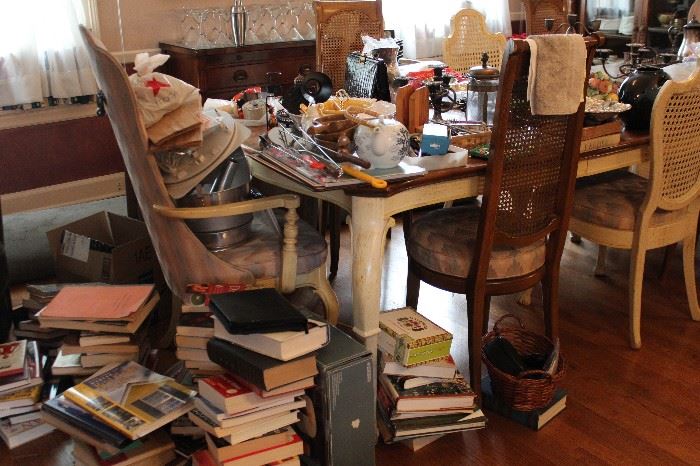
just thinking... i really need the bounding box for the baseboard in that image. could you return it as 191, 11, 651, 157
1, 173, 126, 215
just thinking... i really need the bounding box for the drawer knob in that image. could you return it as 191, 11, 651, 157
233, 70, 248, 81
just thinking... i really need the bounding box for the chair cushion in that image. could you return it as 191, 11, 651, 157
572, 171, 683, 230
406, 205, 546, 280
214, 211, 327, 280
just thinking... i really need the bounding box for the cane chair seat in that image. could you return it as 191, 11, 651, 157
443, 9, 507, 73
407, 205, 545, 279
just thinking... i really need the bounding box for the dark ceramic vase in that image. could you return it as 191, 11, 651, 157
618, 65, 670, 131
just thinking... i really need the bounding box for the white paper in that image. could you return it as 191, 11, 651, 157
60, 230, 91, 262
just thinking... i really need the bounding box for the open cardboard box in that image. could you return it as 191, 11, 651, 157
46, 211, 156, 284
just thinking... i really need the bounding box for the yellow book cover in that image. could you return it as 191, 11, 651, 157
0, 385, 41, 403
63, 361, 196, 440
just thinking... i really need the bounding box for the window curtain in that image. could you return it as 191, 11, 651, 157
383, 0, 511, 59
0, 0, 97, 107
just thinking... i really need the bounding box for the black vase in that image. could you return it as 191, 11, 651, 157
618, 65, 670, 131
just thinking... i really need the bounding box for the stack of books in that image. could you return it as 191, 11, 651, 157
175, 313, 221, 377
185, 288, 329, 466
376, 307, 486, 447
35, 284, 159, 377
0, 340, 54, 449
41, 361, 197, 466
580, 119, 622, 152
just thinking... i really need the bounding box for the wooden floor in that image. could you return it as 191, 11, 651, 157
2, 221, 699, 466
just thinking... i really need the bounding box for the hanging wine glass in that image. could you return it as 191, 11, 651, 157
180, 8, 199, 47
298, 2, 316, 40
245, 5, 262, 44
191, 9, 211, 49
212, 8, 231, 46
256, 6, 275, 43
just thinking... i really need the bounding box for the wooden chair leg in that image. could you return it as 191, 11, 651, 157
328, 205, 341, 282
308, 266, 340, 325
658, 244, 676, 280
482, 295, 491, 335
406, 261, 420, 309
542, 269, 560, 341
594, 245, 608, 277
682, 234, 700, 321
466, 292, 485, 396
628, 245, 646, 349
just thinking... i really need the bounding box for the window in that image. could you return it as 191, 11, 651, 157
0, 0, 98, 109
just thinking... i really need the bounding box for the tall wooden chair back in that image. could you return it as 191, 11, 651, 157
313, 0, 384, 91
442, 9, 507, 73
521, 0, 568, 35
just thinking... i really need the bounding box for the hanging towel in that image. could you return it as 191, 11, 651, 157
525, 35, 587, 115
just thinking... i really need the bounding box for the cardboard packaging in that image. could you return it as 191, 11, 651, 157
46, 211, 155, 284
299, 325, 375, 466
420, 123, 450, 155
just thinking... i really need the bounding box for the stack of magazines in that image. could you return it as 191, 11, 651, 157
41, 361, 196, 466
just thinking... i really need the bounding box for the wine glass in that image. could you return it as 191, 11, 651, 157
191, 9, 211, 49
180, 8, 199, 47
246, 5, 262, 44
211, 8, 232, 46
297, 2, 316, 40
256, 6, 275, 43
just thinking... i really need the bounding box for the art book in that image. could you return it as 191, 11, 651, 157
0, 340, 27, 379
378, 372, 476, 413
63, 361, 196, 439
378, 307, 453, 367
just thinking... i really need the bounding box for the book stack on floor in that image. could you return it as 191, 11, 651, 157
175, 312, 222, 378
0, 340, 55, 449
41, 360, 197, 466
376, 307, 486, 448
187, 289, 328, 466
35, 284, 159, 378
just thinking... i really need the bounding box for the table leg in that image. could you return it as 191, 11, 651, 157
349, 197, 394, 356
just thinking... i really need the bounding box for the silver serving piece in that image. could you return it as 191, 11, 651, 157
231, 0, 248, 46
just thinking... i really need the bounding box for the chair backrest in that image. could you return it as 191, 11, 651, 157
314, 0, 384, 91
471, 36, 598, 280
79, 25, 254, 299
442, 9, 507, 73
521, 0, 567, 36
647, 66, 700, 212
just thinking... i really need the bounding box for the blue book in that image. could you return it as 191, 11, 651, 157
480, 375, 567, 430
42, 394, 131, 448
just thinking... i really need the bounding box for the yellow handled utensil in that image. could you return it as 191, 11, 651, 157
342, 164, 388, 189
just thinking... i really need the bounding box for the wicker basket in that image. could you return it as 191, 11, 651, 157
481, 315, 565, 411
451, 129, 491, 149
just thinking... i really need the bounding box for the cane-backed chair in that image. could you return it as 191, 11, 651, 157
405, 37, 598, 395
78, 26, 339, 335
442, 9, 507, 73
314, 0, 384, 92
569, 68, 700, 349
521, 0, 567, 35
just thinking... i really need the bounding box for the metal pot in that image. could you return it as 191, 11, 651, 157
678, 16, 700, 60
618, 65, 670, 131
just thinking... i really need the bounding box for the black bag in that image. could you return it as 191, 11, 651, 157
344, 52, 390, 101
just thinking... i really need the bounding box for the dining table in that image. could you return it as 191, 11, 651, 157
247, 129, 650, 358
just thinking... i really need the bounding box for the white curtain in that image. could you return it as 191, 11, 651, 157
383, 0, 511, 59
0, 0, 97, 107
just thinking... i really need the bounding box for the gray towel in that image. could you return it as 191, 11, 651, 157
525, 35, 587, 116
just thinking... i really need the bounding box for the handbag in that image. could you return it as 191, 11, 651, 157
344, 52, 391, 101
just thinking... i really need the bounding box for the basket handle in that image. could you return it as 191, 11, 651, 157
492, 314, 525, 335
516, 369, 554, 382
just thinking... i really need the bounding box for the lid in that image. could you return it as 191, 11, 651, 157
468, 52, 499, 80
684, 16, 700, 30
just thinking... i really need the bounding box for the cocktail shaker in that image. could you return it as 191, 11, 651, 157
231, 0, 248, 47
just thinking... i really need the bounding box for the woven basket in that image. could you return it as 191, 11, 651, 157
482, 314, 565, 411
451, 129, 491, 149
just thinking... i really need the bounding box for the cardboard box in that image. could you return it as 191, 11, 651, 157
46, 211, 155, 284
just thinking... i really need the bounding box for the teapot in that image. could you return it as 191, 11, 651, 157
346, 106, 412, 169
678, 16, 700, 61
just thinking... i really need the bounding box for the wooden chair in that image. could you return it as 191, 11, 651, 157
404, 37, 598, 395
569, 68, 700, 349
521, 0, 567, 35
442, 9, 507, 73
314, 0, 384, 92
78, 26, 339, 337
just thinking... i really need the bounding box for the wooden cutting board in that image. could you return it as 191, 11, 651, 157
408, 86, 429, 134
395, 84, 415, 128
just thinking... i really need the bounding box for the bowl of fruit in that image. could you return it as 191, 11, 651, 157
585, 71, 630, 123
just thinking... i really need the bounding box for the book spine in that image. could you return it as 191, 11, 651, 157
206, 339, 267, 391
580, 133, 621, 152
397, 339, 453, 367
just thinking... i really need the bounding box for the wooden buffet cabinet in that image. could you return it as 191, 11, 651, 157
159, 40, 316, 100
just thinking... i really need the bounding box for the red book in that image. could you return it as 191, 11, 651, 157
0, 341, 27, 379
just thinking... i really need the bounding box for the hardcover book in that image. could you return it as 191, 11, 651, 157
176, 313, 215, 338
0, 340, 27, 379
52, 350, 99, 377
208, 288, 308, 335
378, 373, 476, 413
72, 431, 175, 466
0, 416, 54, 449
378, 307, 453, 367
0, 341, 43, 394
197, 374, 303, 415
206, 338, 318, 391
205, 427, 295, 464
195, 396, 306, 430
380, 352, 458, 379
480, 375, 567, 430
213, 317, 329, 362
63, 361, 196, 439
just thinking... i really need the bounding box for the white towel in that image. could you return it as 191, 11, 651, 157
525, 35, 587, 116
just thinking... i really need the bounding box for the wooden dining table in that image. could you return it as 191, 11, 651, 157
248, 129, 650, 357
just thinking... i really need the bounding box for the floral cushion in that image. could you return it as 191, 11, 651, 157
407, 205, 546, 279
214, 211, 327, 280
573, 171, 683, 230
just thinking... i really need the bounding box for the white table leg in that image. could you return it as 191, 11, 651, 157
349, 197, 394, 357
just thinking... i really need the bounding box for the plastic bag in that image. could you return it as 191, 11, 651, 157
128, 52, 201, 128
361, 35, 398, 55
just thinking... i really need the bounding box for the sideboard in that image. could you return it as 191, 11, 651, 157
159, 40, 317, 100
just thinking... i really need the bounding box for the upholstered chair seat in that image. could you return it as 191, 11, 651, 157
407, 205, 545, 279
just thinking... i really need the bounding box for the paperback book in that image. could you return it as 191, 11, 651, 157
378, 372, 476, 413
